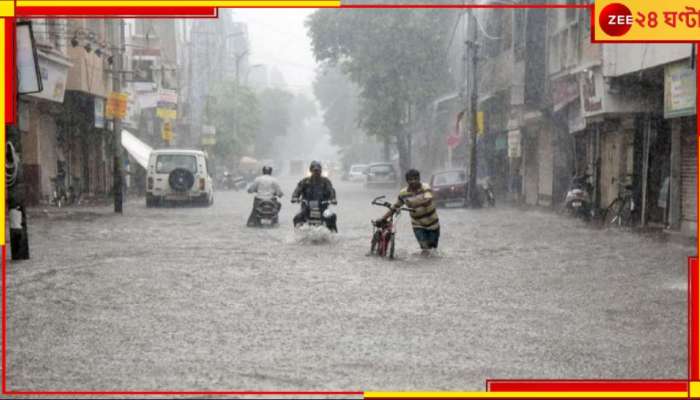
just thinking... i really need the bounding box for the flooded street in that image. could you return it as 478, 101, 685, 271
6, 178, 691, 391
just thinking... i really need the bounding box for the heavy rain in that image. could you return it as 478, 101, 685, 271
5, 4, 696, 394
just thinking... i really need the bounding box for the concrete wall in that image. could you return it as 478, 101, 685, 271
603, 44, 693, 77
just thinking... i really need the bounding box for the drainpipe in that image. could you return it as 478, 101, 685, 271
640, 115, 652, 227
593, 122, 601, 210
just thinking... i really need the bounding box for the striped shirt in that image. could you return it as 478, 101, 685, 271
393, 183, 440, 230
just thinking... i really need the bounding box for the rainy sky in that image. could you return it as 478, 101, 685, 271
232, 9, 318, 93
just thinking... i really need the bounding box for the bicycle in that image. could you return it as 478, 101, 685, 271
369, 195, 411, 259
50, 176, 68, 208
604, 178, 636, 228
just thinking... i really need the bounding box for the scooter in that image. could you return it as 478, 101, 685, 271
564, 173, 593, 221
250, 197, 281, 227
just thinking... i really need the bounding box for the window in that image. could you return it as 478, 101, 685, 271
434, 171, 466, 185
133, 59, 155, 82
369, 164, 395, 174
156, 155, 198, 174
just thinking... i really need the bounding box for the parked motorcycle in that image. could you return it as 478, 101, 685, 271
219, 172, 246, 191
564, 173, 594, 221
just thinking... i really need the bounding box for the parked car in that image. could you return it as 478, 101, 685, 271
365, 162, 399, 188
146, 149, 214, 207
346, 164, 368, 182
430, 169, 467, 207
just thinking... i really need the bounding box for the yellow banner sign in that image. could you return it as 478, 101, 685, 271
156, 108, 177, 120
595, 0, 700, 41
105, 92, 128, 119
161, 121, 174, 142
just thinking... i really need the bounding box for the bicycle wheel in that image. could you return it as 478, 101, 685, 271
378, 232, 389, 257
604, 198, 622, 227
389, 233, 396, 259
619, 198, 634, 227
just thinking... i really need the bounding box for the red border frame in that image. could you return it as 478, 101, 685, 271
2, 3, 699, 397
16, 6, 219, 17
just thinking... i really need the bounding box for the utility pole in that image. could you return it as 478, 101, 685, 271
110, 19, 125, 213
232, 47, 249, 160
465, 9, 481, 208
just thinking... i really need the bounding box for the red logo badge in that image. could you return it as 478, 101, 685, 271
599, 3, 634, 37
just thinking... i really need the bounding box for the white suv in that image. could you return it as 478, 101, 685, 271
146, 149, 214, 207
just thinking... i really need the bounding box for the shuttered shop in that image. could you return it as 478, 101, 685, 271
680, 130, 696, 226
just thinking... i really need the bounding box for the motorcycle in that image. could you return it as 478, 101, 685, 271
564, 173, 594, 221
294, 199, 337, 232
250, 197, 281, 227
219, 172, 246, 191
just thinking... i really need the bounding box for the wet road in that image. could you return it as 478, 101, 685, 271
6, 177, 693, 391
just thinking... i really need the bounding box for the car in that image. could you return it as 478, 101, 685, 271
430, 169, 467, 207
365, 162, 399, 188
146, 149, 214, 207
347, 164, 368, 182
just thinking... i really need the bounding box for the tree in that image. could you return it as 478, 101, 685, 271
255, 88, 294, 159
210, 80, 261, 169
306, 9, 455, 175
313, 63, 359, 149
313, 63, 380, 168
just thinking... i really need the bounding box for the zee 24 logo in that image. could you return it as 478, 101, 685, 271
599, 2, 700, 37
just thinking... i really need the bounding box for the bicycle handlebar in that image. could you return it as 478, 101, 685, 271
371, 200, 393, 208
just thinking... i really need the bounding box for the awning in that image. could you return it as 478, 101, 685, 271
121, 129, 152, 169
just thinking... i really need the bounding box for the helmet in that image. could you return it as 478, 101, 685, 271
262, 165, 273, 175
309, 160, 322, 172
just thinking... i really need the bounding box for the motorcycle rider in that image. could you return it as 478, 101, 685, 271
247, 165, 283, 227
291, 160, 338, 232
378, 168, 440, 254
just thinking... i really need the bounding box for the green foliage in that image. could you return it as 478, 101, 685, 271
306, 9, 455, 171
313, 63, 361, 149
210, 80, 261, 164
255, 88, 295, 158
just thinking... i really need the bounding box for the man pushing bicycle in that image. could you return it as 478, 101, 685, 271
378, 169, 440, 254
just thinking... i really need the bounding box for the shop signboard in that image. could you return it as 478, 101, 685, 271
201, 125, 216, 145
580, 69, 602, 114
157, 89, 178, 119
552, 75, 580, 112
94, 97, 105, 128
664, 60, 696, 118
105, 92, 129, 119
28, 53, 71, 103
161, 121, 174, 142
16, 22, 42, 95
508, 129, 521, 158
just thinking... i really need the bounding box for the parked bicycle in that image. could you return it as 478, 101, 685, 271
604, 177, 637, 228
67, 176, 83, 206
50, 176, 68, 208
369, 195, 412, 259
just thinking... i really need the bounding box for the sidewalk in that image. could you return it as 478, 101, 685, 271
27, 194, 144, 220
500, 196, 697, 248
